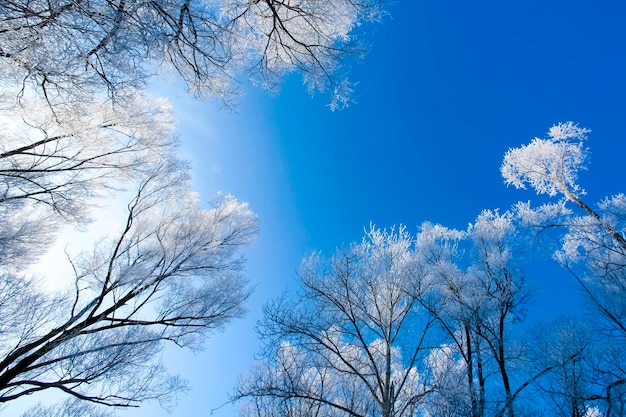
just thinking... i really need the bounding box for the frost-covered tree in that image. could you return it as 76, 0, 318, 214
0, 89, 174, 225
20, 398, 126, 417
0, 0, 388, 413
502, 122, 626, 337
0, 0, 385, 109
236, 226, 434, 417
415, 212, 535, 417
502, 122, 626, 415
527, 318, 604, 417
412, 222, 481, 417
465, 210, 532, 417
236, 215, 547, 417
0, 91, 258, 413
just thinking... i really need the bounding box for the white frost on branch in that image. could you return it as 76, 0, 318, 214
513, 200, 571, 227
0, 0, 386, 108
501, 121, 590, 198
0, 89, 258, 411
221, 0, 380, 109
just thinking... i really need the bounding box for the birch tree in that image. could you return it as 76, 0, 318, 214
236, 226, 434, 417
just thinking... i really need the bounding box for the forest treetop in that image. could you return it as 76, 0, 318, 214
0, 0, 386, 109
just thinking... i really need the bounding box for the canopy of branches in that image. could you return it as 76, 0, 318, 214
0, 0, 385, 109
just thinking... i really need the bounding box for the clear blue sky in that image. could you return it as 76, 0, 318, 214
122, 1, 626, 416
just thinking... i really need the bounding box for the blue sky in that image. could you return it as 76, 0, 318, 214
121, 1, 626, 416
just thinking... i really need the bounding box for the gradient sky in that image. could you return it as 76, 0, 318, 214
14, 1, 626, 416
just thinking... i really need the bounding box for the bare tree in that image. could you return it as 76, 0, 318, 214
236, 226, 435, 417
465, 210, 532, 417
0, 90, 258, 412
0, 161, 257, 409
0, 90, 175, 218
20, 399, 113, 417
411, 222, 484, 417
502, 122, 626, 416
0, 0, 388, 413
0, 0, 386, 108
235, 216, 546, 417
0, 89, 178, 269
414, 212, 536, 417
527, 318, 603, 417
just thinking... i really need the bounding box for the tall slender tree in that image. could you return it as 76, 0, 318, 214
236, 226, 435, 417
415, 211, 535, 417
